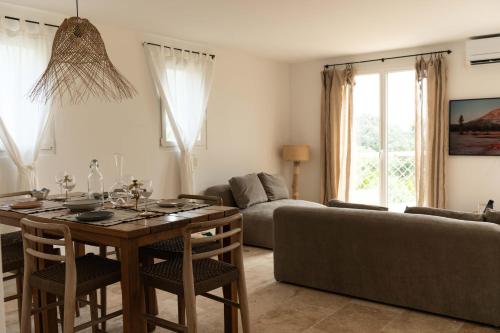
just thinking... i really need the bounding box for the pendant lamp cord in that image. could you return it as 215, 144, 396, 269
76, 0, 79, 17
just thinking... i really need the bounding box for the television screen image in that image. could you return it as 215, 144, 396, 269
449, 97, 500, 156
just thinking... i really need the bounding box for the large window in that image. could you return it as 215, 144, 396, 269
351, 69, 416, 211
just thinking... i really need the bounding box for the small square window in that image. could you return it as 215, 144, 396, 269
160, 100, 207, 148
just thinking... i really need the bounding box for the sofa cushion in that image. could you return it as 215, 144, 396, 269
404, 206, 484, 222
229, 174, 268, 209
327, 199, 388, 211
241, 199, 324, 249
205, 184, 237, 207
257, 173, 289, 201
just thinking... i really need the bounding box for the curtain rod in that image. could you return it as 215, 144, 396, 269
4, 15, 59, 28
143, 42, 215, 59
324, 49, 452, 68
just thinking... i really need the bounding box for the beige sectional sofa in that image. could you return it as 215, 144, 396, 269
205, 184, 323, 248
274, 206, 500, 326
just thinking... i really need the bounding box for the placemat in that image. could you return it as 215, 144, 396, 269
55, 209, 165, 227
0, 200, 67, 215
146, 202, 211, 214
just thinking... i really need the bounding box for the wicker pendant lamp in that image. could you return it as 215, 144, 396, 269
29, 0, 136, 104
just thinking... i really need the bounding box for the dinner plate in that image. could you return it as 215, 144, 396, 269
64, 199, 101, 212
9, 201, 43, 210
76, 210, 114, 222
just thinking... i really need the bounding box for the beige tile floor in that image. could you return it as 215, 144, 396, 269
5, 246, 500, 332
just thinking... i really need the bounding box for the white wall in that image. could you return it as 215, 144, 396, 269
290, 41, 500, 211
0, 3, 291, 198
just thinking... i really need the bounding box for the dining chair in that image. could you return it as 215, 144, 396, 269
141, 213, 250, 333
20, 218, 123, 333
139, 194, 223, 329
140, 194, 223, 259
0, 191, 35, 328
2, 231, 24, 329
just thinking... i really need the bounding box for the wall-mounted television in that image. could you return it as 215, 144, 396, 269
449, 97, 500, 156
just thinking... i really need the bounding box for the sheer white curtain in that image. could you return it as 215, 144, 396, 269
144, 44, 215, 194
0, 18, 55, 190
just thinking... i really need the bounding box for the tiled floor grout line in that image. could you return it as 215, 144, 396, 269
377, 310, 405, 332
301, 299, 354, 332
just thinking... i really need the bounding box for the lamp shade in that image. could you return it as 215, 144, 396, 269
282, 145, 310, 162
29, 17, 136, 104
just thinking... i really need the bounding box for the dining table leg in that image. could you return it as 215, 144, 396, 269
140, 255, 158, 333
120, 239, 147, 333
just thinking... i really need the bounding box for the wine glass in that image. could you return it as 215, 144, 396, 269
140, 179, 154, 216
109, 183, 131, 208
61, 174, 76, 201
55, 171, 67, 198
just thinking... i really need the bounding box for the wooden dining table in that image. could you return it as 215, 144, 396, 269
0, 200, 240, 333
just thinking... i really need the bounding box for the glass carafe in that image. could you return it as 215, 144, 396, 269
109, 153, 131, 207
88, 159, 104, 201
113, 153, 124, 183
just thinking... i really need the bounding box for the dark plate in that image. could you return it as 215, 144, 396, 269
76, 210, 114, 222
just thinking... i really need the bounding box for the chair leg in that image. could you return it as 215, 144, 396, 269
178, 295, 186, 325
15, 270, 23, 325
20, 284, 33, 333
184, 291, 197, 333
237, 279, 250, 333
100, 287, 107, 332
75, 300, 81, 317
236, 247, 250, 333
114, 247, 121, 260
57, 296, 65, 332
99, 246, 108, 332
63, 290, 76, 333
89, 291, 99, 333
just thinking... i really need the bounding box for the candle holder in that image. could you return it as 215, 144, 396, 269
62, 174, 76, 201
128, 179, 143, 211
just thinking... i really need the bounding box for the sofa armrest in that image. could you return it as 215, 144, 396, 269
326, 199, 388, 211
178, 194, 223, 206
204, 185, 237, 207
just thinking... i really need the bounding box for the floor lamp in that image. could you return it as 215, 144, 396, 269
283, 145, 310, 199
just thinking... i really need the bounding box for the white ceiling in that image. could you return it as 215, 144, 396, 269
4, 0, 500, 62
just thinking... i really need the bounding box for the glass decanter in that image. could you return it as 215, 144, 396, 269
88, 159, 104, 202
109, 153, 132, 207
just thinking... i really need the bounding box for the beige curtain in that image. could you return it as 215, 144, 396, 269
415, 54, 448, 208
320, 65, 355, 204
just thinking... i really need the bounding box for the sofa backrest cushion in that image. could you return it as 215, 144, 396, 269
405, 206, 484, 222
229, 174, 269, 209
327, 199, 388, 211
257, 172, 289, 201
204, 184, 237, 207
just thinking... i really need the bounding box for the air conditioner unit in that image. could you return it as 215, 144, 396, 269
466, 35, 500, 65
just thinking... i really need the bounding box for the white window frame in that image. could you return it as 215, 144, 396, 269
159, 99, 207, 149
353, 65, 416, 207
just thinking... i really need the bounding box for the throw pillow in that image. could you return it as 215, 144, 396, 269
327, 199, 388, 211
404, 206, 484, 222
484, 208, 500, 225
229, 174, 268, 209
257, 172, 289, 201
